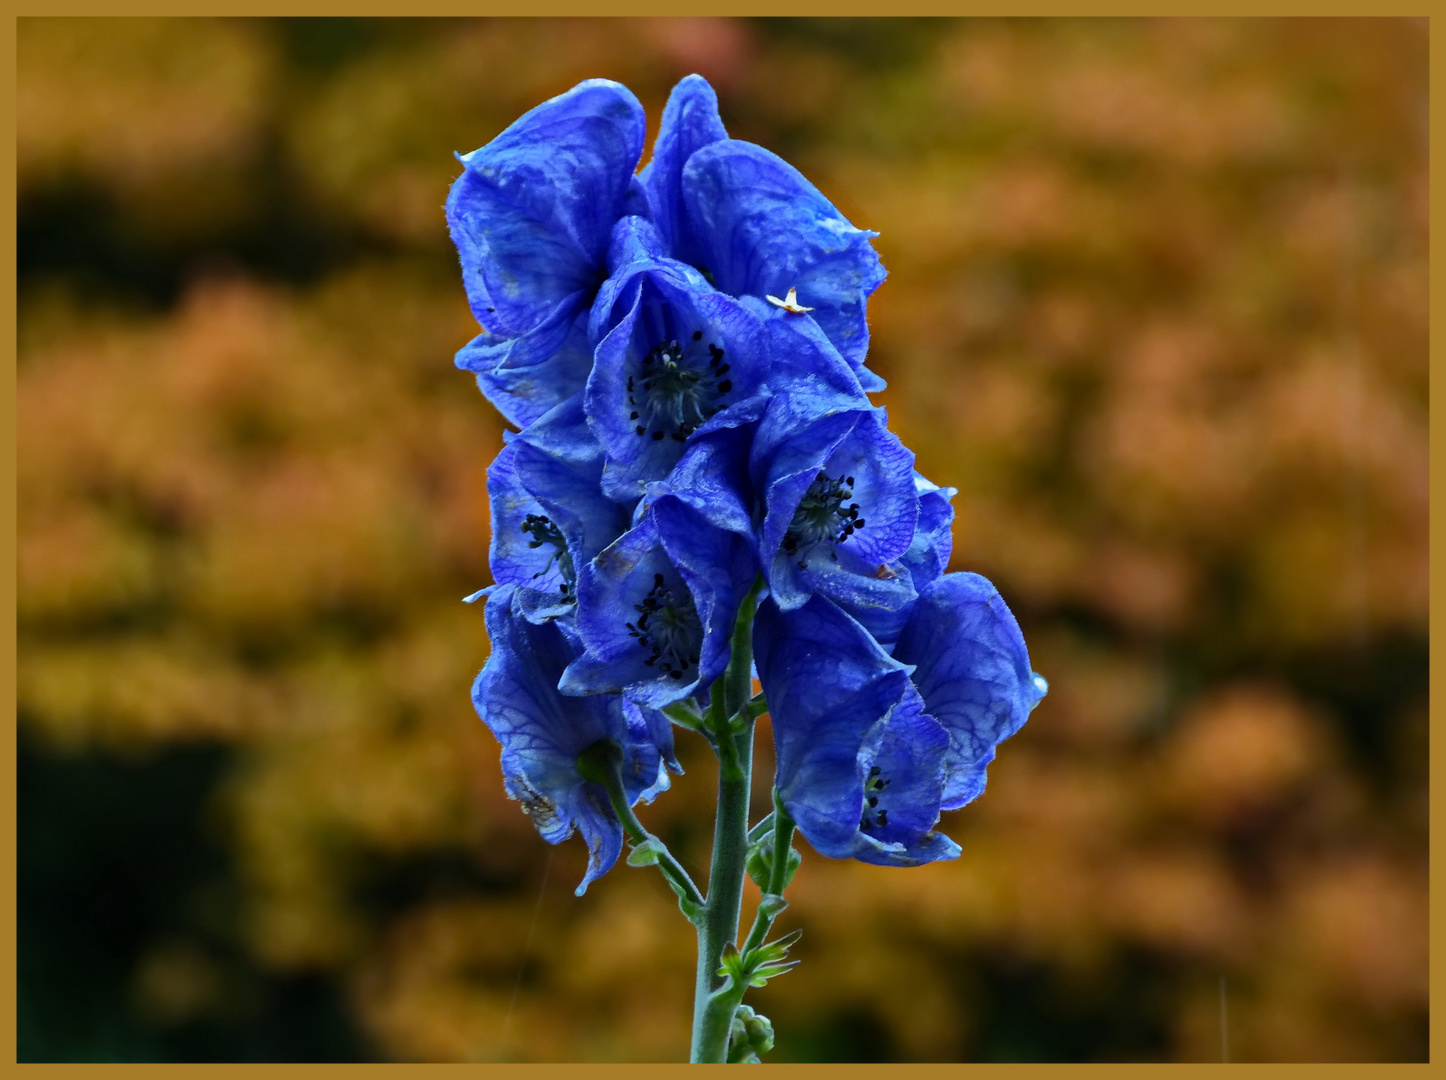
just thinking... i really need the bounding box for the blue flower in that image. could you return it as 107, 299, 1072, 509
560, 498, 758, 710
891, 572, 1048, 810
487, 440, 580, 622
755, 572, 1046, 865
632, 74, 888, 385
756, 406, 919, 614
648, 308, 867, 541
486, 397, 634, 623
474, 584, 671, 895
447, 79, 645, 426
585, 217, 770, 501
753, 596, 959, 866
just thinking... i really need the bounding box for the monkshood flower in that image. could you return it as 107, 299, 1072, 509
755, 404, 919, 615
561, 496, 758, 710
447, 74, 889, 431
487, 395, 634, 623
646, 307, 867, 542
585, 216, 770, 501
636, 75, 889, 385
755, 573, 1046, 865
753, 595, 959, 866
447, 79, 645, 426
474, 584, 671, 894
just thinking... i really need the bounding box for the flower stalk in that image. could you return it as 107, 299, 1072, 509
690, 585, 761, 1063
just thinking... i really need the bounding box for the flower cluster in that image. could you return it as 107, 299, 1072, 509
451, 76, 1047, 894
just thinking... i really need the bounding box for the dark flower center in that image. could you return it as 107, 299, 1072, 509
626, 572, 703, 681
521, 513, 576, 601
859, 764, 893, 832
627, 330, 732, 444
782, 471, 865, 566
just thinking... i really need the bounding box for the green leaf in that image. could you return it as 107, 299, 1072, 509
663, 874, 704, 924
661, 701, 705, 731
677, 893, 705, 924
757, 893, 789, 921
748, 960, 800, 987
625, 837, 663, 867
745, 840, 770, 891
717, 940, 744, 980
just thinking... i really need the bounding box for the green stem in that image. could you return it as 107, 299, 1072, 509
693, 797, 797, 1062
740, 792, 796, 957
689, 580, 763, 1064
691, 716, 754, 1062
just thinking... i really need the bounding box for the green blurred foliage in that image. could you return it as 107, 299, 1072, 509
17, 16, 1427, 1063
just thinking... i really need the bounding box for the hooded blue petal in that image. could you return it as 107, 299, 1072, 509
892, 573, 1047, 810
848, 686, 961, 866
447, 79, 645, 338
514, 390, 611, 478
756, 596, 957, 865
637, 74, 729, 268
749, 304, 873, 444
901, 472, 957, 591
475, 585, 667, 894
592, 216, 667, 340
511, 396, 634, 565
648, 417, 759, 537
681, 139, 887, 372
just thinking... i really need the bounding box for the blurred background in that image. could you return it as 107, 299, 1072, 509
17, 16, 1427, 1063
